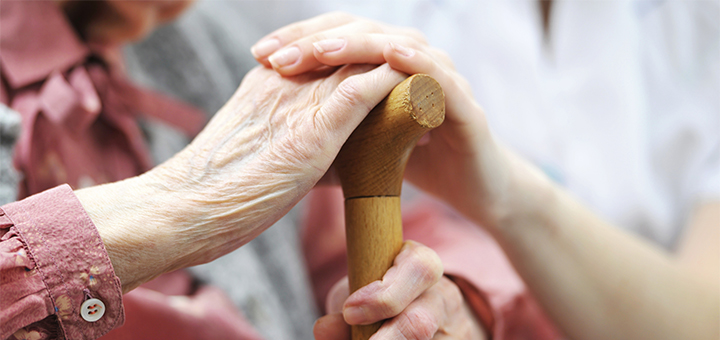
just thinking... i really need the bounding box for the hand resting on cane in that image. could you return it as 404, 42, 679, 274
76, 63, 410, 293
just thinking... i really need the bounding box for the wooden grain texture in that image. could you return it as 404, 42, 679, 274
335, 74, 445, 340
344, 197, 403, 340
336, 74, 445, 199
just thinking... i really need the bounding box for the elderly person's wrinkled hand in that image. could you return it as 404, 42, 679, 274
76, 63, 406, 293
313, 241, 486, 340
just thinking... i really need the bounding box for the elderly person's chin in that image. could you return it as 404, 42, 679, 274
58, 0, 195, 46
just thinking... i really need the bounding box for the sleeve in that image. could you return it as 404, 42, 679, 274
0, 184, 124, 340
301, 187, 562, 340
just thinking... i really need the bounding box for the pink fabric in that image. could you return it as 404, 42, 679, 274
0, 1, 206, 198
103, 285, 262, 340
0, 185, 123, 340
301, 187, 563, 340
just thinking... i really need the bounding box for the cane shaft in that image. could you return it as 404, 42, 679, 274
336, 74, 444, 340
345, 197, 403, 338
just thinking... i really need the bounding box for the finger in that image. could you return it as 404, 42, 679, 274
312, 34, 437, 68
252, 13, 427, 68
314, 313, 351, 340
382, 43, 482, 128
326, 277, 350, 313
314, 63, 406, 146
369, 288, 443, 340
266, 33, 424, 78
266, 21, 392, 75
251, 11, 358, 65
343, 241, 444, 325
370, 277, 466, 340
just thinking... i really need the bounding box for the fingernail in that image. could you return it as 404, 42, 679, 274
343, 306, 366, 324
269, 46, 301, 68
313, 38, 346, 53
390, 43, 415, 57
251, 38, 281, 58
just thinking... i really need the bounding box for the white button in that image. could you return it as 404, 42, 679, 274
80, 298, 105, 322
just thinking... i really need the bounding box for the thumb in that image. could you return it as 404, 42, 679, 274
326, 276, 351, 313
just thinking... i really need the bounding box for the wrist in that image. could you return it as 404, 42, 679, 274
75, 173, 196, 293
465, 143, 558, 237
493, 150, 559, 237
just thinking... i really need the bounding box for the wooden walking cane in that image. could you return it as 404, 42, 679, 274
335, 74, 445, 340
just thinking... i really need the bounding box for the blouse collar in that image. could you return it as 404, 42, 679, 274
0, 1, 90, 89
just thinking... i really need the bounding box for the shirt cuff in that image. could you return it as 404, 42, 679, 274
2, 184, 124, 339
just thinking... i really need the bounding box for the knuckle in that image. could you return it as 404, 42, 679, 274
356, 34, 374, 49
285, 24, 308, 41
312, 106, 337, 134
375, 291, 405, 317
397, 309, 439, 340
334, 75, 371, 112
446, 278, 464, 303
438, 277, 464, 313
308, 33, 330, 44
407, 244, 444, 284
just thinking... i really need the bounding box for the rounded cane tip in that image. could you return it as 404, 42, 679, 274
406, 74, 445, 129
